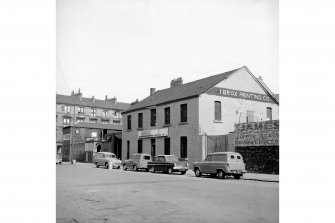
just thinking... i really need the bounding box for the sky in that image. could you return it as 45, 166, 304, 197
56, 0, 278, 103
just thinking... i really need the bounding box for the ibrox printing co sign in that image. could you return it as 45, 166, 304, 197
138, 128, 169, 138
206, 87, 275, 104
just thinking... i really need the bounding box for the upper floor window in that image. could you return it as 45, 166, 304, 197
138, 113, 143, 129
214, 101, 221, 121
150, 109, 156, 127
127, 115, 132, 130
78, 107, 84, 114
89, 118, 97, 123
164, 107, 170, 125
180, 104, 187, 123
63, 117, 71, 126
91, 108, 96, 116
62, 105, 71, 113
113, 120, 121, 125
267, 107, 272, 120
101, 119, 110, 124
76, 117, 85, 123
103, 110, 108, 118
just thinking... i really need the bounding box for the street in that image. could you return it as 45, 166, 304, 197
57, 163, 279, 223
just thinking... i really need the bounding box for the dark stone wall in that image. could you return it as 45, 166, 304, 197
235, 146, 279, 174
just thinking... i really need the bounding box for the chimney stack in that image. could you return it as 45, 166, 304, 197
91, 96, 95, 103
110, 96, 117, 105
150, 88, 156, 95
170, 77, 183, 88
105, 95, 108, 101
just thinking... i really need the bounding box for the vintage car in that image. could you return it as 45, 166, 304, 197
123, 153, 152, 171
147, 155, 189, 174
193, 152, 246, 179
93, 152, 122, 169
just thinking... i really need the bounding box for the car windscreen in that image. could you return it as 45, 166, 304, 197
165, 156, 178, 162
105, 154, 116, 158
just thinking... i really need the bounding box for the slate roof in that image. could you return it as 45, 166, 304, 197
123, 67, 241, 114
56, 94, 130, 111
73, 122, 123, 131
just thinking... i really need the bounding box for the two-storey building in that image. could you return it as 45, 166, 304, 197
121, 66, 279, 165
56, 90, 130, 156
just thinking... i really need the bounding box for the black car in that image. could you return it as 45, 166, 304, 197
147, 155, 189, 174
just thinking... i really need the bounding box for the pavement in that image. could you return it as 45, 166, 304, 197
57, 162, 279, 223
60, 162, 279, 182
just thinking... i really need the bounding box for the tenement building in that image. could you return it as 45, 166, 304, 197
121, 66, 279, 165
56, 90, 130, 156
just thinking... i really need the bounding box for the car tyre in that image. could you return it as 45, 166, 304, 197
150, 167, 155, 173
180, 171, 186, 175
123, 164, 127, 171
105, 162, 109, 169
133, 165, 138, 171
195, 168, 202, 177
95, 162, 99, 168
217, 170, 226, 179
59, 162, 62, 165
117, 166, 120, 169
167, 167, 173, 174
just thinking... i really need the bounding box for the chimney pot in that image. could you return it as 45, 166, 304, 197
150, 88, 156, 95
170, 77, 183, 88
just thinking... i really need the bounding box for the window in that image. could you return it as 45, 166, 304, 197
101, 119, 110, 124
267, 107, 272, 120
206, 155, 212, 161
75, 129, 80, 134
150, 109, 156, 126
103, 110, 108, 118
164, 138, 170, 155
91, 108, 96, 116
76, 117, 85, 123
246, 110, 254, 123
143, 155, 151, 160
230, 155, 235, 159
212, 154, 227, 162
180, 104, 187, 123
78, 107, 84, 114
164, 107, 170, 125
138, 140, 143, 153
127, 141, 130, 159
180, 136, 187, 158
63, 105, 71, 113
237, 156, 241, 160
63, 117, 71, 126
214, 101, 221, 121
91, 132, 97, 137
151, 139, 156, 157
138, 113, 143, 128
89, 118, 97, 123
127, 115, 132, 130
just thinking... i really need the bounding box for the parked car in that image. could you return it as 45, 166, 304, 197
93, 152, 121, 169
123, 153, 152, 171
192, 152, 246, 179
147, 155, 189, 174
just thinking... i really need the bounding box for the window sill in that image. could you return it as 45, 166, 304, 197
163, 124, 171, 127
179, 122, 188, 125
126, 129, 132, 132
137, 128, 143, 130
213, 120, 223, 123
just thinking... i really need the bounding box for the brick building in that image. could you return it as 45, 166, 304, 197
56, 90, 130, 157
121, 66, 279, 165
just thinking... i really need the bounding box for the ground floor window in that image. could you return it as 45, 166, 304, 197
151, 139, 156, 157
127, 141, 130, 159
164, 138, 170, 155
180, 136, 187, 158
138, 140, 143, 153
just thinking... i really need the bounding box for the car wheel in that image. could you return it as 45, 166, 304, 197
180, 171, 186, 175
234, 174, 241, 179
133, 165, 138, 171
123, 164, 127, 171
95, 162, 99, 168
117, 166, 120, 169
59, 162, 61, 165
167, 167, 172, 174
150, 167, 155, 173
195, 168, 202, 177
217, 170, 226, 179
105, 162, 109, 169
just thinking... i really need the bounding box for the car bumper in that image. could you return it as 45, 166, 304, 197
173, 166, 189, 172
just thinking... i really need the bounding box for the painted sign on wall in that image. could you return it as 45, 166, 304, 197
234, 120, 279, 146
206, 87, 275, 104
138, 128, 169, 138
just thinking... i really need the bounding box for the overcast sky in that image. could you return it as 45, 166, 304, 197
57, 0, 278, 103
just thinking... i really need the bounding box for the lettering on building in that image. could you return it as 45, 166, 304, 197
138, 128, 169, 138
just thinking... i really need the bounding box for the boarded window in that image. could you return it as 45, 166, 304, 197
138, 140, 143, 153
164, 138, 170, 155
214, 101, 221, 121
127, 141, 130, 159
